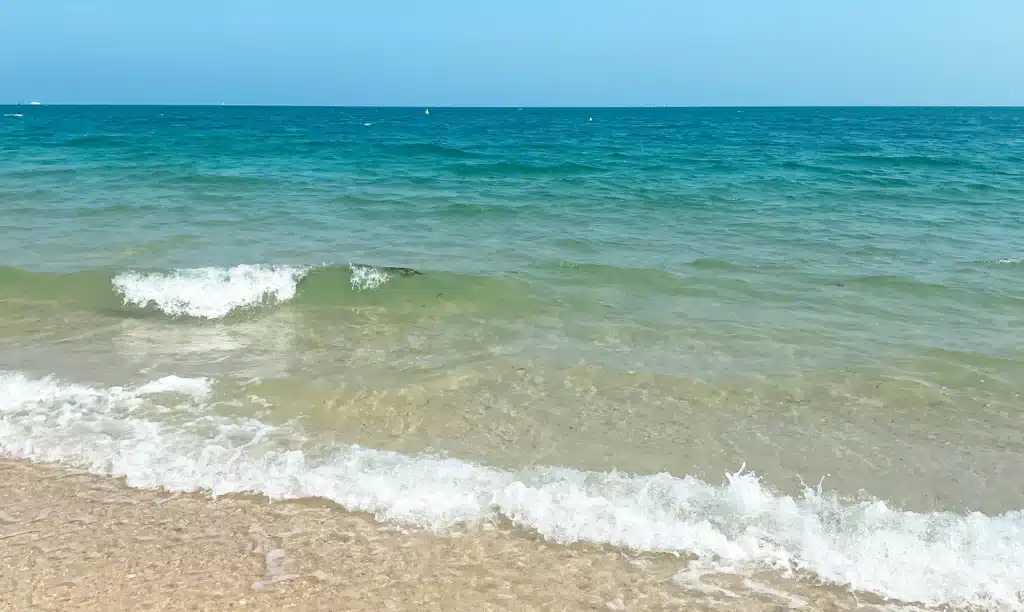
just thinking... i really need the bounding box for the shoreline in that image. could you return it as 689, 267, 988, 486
0, 458, 883, 612
0, 458, 705, 612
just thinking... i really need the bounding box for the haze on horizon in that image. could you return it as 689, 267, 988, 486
2, 0, 1022, 107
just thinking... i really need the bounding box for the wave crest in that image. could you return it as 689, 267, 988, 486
112, 265, 311, 319
349, 264, 392, 291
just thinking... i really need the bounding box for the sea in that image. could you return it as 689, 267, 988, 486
1, 106, 1022, 610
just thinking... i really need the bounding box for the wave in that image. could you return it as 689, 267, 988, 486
109, 264, 416, 318
1, 370, 1021, 610
348, 264, 397, 290
976, 258, 1024, 266
3, 260, 1017, 323
0, 264, 538, 321
112, 265, 311, 319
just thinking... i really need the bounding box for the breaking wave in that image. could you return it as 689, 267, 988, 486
112, 265, 311, 319
109, 263, 404, 318
0, 371, 1021, 610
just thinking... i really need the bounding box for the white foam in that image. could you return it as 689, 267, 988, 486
112, 265, 309, 319
349, 264, 391, 291
1, 370, 1022, 611
136, 375, 213, 397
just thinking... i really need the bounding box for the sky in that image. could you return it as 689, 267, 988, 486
2, 0, 1023, 106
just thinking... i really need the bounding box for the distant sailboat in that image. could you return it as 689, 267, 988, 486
424, 108, 431, 115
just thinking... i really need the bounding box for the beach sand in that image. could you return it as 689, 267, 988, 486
0, 459, 882, 611
0, 459, 698, 612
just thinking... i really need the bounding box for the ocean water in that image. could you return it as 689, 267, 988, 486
1, 106, 1023, 610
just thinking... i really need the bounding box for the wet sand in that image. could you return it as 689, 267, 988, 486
0, 459, 883, 612
0, 459, 691, 612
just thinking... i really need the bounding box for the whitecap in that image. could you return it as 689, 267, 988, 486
112, 265, 310, 319
349, 264, 391, 291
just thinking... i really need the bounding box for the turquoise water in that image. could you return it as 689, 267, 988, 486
2, 106, 1024, 609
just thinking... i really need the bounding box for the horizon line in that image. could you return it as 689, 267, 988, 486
4, 103, 1024, 109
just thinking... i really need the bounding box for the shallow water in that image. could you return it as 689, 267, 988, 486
1, 106, 1023, 610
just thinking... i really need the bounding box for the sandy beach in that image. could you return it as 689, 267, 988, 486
0, 459, 879, 612
1, 459, 708, 612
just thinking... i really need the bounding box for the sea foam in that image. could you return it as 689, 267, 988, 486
112, 265, 310, 319
349, 263, 392, 290
1, 371, 1021, 610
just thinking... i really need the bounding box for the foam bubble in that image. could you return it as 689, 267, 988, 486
136, 375, 213, 397
1, 371, 1022, 610
349, 264, 391, 291
112, 265, 310, 319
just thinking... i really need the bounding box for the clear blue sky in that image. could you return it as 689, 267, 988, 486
2, 0, 1022, 106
